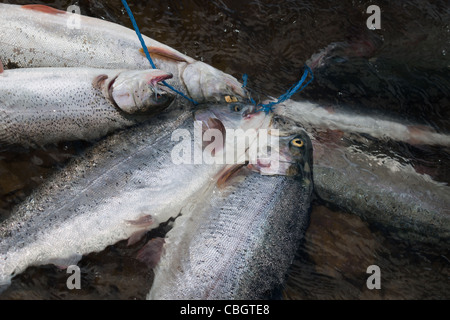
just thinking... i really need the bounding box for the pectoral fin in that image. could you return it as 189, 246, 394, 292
216, 163, 247, 188
202, 117, 226, 155
126, 215, 154, 246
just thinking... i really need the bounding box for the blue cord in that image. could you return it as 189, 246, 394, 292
121, 0, 198, 105
243, 65, 314, 114
121, 0, 313, 110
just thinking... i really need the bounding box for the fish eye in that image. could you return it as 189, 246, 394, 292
230, 104, 242, 112
291, 138, 304, 148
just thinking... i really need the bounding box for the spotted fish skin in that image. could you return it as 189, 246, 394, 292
0, 3, 246, 104
0, 67, 175, 147
149, 130, 314, 300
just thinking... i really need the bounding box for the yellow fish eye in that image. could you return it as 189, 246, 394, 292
291, 138, 304, 148
229, 104, 242, 112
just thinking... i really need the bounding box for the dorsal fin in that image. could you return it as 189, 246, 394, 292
21, 4, 66, 15
139, 47, 188, 63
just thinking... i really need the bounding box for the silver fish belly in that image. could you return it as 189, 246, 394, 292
0, 3, 246, 103
0, 67, 174, 147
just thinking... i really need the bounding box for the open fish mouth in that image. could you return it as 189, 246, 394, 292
108, 70, 176, 114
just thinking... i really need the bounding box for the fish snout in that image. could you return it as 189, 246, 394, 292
181, 62, 246, 103
248, 129, 313, 183
111, 69, 175, 114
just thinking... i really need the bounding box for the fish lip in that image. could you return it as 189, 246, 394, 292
149, 73, 173, 87
108, 72, 174, 113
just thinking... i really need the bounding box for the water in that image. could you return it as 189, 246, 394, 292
0, 0, 449, 299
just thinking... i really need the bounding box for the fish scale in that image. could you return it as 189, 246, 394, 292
150, 170, 312, 300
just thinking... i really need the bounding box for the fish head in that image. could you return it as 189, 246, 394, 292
195, 103, 275, 171
182, 62, 247, 104
249, 116, 313, 184
109, 69, 175, 114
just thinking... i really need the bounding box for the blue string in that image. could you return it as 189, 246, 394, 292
243, 65, 314, 114
122, 0, 313, 110
121, 0, 199, 105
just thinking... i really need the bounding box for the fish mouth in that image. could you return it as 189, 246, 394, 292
149, 72, 173, 87
109, 70, 175, 114
147, 72, 175, 108
148, 86, 176, 112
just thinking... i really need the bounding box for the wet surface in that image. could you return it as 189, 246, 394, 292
0, 0, 449, 299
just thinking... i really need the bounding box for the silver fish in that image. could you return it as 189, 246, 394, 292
0, 66, 174, 147
274, 103, 450, 244
312, 142, 450, 245
0, 3, 246, 104
149, 129, 313, 300
0, 103, 271, 291
275, 99, 450, 147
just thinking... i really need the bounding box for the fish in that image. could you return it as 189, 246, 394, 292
274, 102, 450, 245
275, 99, 450, 147
0, 65, 174, 147
0, 3, 246, 104
148, 127, 314, 299
0, 103, 271, 292
312, 141, 450, 246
